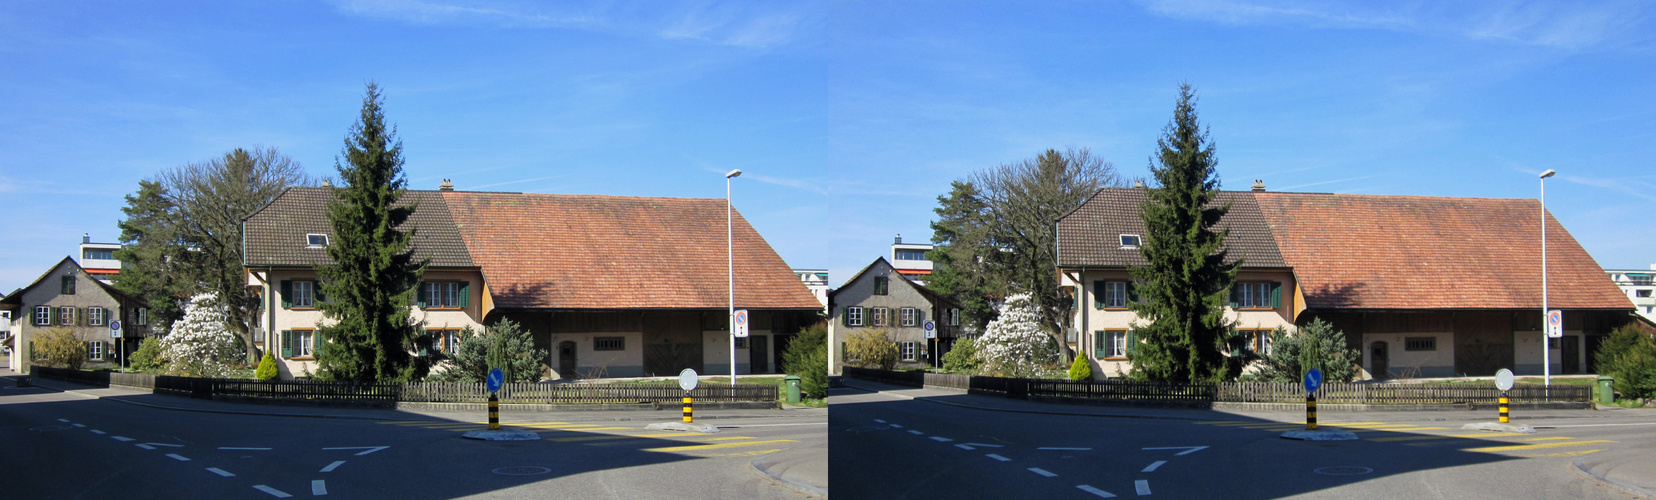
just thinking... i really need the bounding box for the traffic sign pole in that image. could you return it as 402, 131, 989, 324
488, 392, 500, 430
1306, 393, 1317, 430
1499, 391, 1510, 424
683, 392, 694, 423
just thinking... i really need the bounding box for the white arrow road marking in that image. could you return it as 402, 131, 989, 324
1142, 446, 1207, 456
219, 447, 273, 450
111, 436, 134, 442
1143, 461, 1166, 472
929, 436, 953, 442
312, 480, 327, 496
136, 442, 184, 450
206, 468, 235, 477
955, 443, 1003, 450
320, 461, 346, 473
1028, 468, 1058, 477
1077, 485, 1117, 498
1136, 480, 1151, 496
985, 454, 1011, 462
165, 454, 190, 462
1038, 447, 1091, 451
253, 485, 292, 498
322, 446, 388, 456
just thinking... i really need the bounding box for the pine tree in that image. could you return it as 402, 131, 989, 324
316, 82, 429, 383
927, 180, 1004, 332
113, 179, 192, 329
1128, 83, 1244, 383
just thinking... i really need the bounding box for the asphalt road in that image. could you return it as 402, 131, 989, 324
830, 385, 1656, 499
0, 382, 824, 499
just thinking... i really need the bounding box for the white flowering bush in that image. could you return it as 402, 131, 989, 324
160, 292, 244, 378
977, 293, 1059, 378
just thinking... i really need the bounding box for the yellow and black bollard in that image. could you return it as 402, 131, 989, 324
683, 392, 694, 423
1306, 392, 1318, 430
488, 392, 500, 430
1499, 391, 1510, 424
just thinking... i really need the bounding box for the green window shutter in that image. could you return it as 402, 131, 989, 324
46, 307, 54, 325
281, 330, 293, 358
279, 281, 292, 309
1127, 281, 1139, 303
1093, 331, 1106, 358
1126, 330, 1137, 357
840, 342, 847, 362
315, 284, 326, 304
416, 282, 428, 308
458, 282, 470, 308
1271, 282, 1282, 309
842, 308, 851, 327
1092, 281, 1104, 309
1228, 287, 1240, 309
419, 330, 431, 357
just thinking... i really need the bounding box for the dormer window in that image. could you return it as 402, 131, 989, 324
306, 234, 330, 247
1119, 234, 1142, 248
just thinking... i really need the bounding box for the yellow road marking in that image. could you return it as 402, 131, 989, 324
704, 449, 784, 457
1350, 427, 1447, 432
1192, 421, 1251, 425
1461, 440, 1615, 453
538, 426, 632, 432
707, 436, 756, 441
548, 433, 748, 443
643, 439, 798, 453
1536, 449, 1605, 457
1523, 437, 1572, 441
1329, 424, 1417, 429
1393, 433, 1529, 444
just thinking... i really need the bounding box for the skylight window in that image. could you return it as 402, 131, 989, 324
1119, 234, 1141, 248
306, 234, 330, 247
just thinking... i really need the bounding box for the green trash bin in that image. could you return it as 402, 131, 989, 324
1598, 375, 1615, 404
785, 375, 802, 404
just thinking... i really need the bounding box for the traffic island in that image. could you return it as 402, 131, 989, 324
646, 422, 720, 433
1280, 429, 1359, 441
462, 430, 542, 441
1461, 422, 1536, 434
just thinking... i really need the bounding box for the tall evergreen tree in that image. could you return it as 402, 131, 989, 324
316, 83, 430, 382
113, 179, 193, 329
927, 181, 1005, 332
1127, 84, 1245, 383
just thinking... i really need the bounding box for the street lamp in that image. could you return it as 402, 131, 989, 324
726, 168, 743, 388
1540, 168, 1555, 388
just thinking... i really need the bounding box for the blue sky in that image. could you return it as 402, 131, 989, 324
2, 1, 1654, 295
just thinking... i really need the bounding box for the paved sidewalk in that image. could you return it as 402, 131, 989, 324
1575, 449, 1656, 498
751, 442, 827, 498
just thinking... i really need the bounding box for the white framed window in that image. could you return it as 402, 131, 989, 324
87, 307, 105, 326
594, 337, 625, 351
1240, 330, 1273, 355
1109, 331, 1127, 358
845, 306, 864, 327
88, 341, 104, 360
59, 306, 77, 326
34, 306, 51, 326
1235, 282, 1277, 309
1119, 234, 1141, 248
136, 308, 148, 326
1104, 282, 1128, 308
871, 307, 889, 327
947, 309, 960, 326
445, 331, 460, 353
294, 281, 315, 308
734, 337, 748, 349
295, 330, 315, 357
1404, 337, 1436, 352
899, 307, 918, 327
306, 233, 329, 247
423, 282, 462, 309
900, 341, 918, 361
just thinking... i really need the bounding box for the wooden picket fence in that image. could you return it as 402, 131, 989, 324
841, 367, 1592, 404
28, 367, 777, 405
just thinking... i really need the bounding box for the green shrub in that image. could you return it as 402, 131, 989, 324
1251, 318, 1361, 383
942, 337, 982, 374
442, 318, 547, 383
255, 352, 279, 381
1067, 352, 1093, 381
129, 337, 166, 373
845, 329, 898, 370
35, 328, 87, 370
783, 322, 829, 399
1596, 325, 1656, 401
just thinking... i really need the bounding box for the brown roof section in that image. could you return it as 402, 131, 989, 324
1254, 192, 1632, 310
1057, 188, 1287, 269
441, 191, 820, 310
244, 187, 475, 268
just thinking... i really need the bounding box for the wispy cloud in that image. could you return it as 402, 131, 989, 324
1134, 0, 1656, 50
331, 0, 809, 48
468, 174, 569, 190
1276, 175, 1377, 191
1559, 173, 1656, 202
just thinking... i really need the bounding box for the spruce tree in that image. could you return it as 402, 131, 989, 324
113, 179, 192, 329
316, 83, 429, 382
1127, 83, 1243, 383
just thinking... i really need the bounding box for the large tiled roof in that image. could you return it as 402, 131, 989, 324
1057, 188, 1287, 268
440, 191, 821, 310
1254, 192, 1631, 310
244, 187, 475, 268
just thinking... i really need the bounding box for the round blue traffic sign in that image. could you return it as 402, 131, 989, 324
1304, 368, 1323, 393
486, 368, 505, 393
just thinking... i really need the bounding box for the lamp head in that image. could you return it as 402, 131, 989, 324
1539, 169, 1556, 179
726, 169, 743, 179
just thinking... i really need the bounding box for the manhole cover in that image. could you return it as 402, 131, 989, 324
1314, 466, 1374, 476
492, 466, 551, 476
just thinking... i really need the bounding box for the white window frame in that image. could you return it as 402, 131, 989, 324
59, 306, 76, 326
88, 341, 104, 361
87, 307, 105, 327
1109, 331, 1127, 358
445, 331, 460, 353
900, 341, 917, 361
947, 309, 960, 326
900, 307, 918, 327
136, 308, 148, 326
1239, 282, 1272, 309
871, 307, 889, 327
846, 307, 864, 327
1258, 331, 1273, 356
1104, 281, 1128, 308
34, 306, 51, 326
306, 233, 329, 247
594, 336, 625, 351
295, 330, 315, 357
1119, 234, 1141, 248
294, 281, 315, 308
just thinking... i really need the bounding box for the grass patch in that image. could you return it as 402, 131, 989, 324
585, 375, 825, 407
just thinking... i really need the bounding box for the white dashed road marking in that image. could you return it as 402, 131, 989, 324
907, 430, 923, 435
1142, 461, 1166, 472
312, 480, 328, 496
322, 446, 389, 456
1028, 468, 1058, 477
111, 436, 134, 442
90, 430, 105, 435
1077, 485, 1117, 498
206, 468, 235, 477
253, 485, 292, 498
889, 424, 903, 428
219, 447, 273, 450
136, 444, 154, 450
72, 424, 85, 428
985, 454, 1010, 462
165, 454, 190, 462
1142, 446, 1207, 456
320, 461, 346, 473
57, 419, 70, 423
1038, 447, 1091, 451
874, 419, 886, 423
1136, 480, 1151, 496
929, 436, 953, 442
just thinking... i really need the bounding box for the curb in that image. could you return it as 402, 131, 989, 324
1573, 457, 1656, 499
750, 453, 827, 499
840, 381, 1220, 421
22, 378, 399, 421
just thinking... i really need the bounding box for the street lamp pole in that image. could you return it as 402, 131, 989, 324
726, 169, 743, 389
1540, 169, 1555, 388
